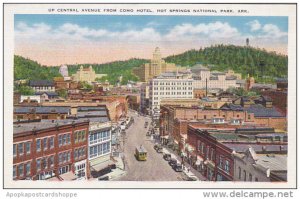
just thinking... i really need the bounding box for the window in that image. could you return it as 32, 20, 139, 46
43, 137, 48, 151
219, 156, 223, 168
18, 143, 24, 156
255, 177, 258, 182
67, 152, 71, 162
42, 157, 47, 169
238, 167, 241, 179
13, 165, 16, 178
243, 170, 247, 181
224, 160, 230, 173
249, 173, 252, 181
50, 137, 54, 149
248, 114, 251, 120
13, 144, 16, 157
74, 149, 78, 159
62, 134, 66, 145
59, 135, 62, 146
36, 159, 41, 172
67, 134, 71, 144
36, 139, 41, 152
74, 132, 78, 143
49, 156, 54, 167
26, 162, 31, 175
18, 164, 24, 177
25, 142, 31, 154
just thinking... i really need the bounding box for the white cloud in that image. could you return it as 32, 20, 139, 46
247, 20, 261, 32
262, 24, 288, 38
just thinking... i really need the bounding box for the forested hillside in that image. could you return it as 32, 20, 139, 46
14, 55, 61, 80
165, 45, 288, 80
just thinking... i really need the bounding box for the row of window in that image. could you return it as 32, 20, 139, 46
152, 92, 193, 96
153, 82, 193, 86
58, 133, 71, 147
153, 87, 193, 90
89, 142, 111, 159
74, 130, 86, 143
74, 147, 86, 160
37, 155, 55, 172
13, 162, 31, 178
218, 156, 230, 173
13, 142, 31, 157
89, 130, 110, 145
58, 151, 71, 165
238, 167, 258, 181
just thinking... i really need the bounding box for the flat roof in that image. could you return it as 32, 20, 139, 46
256, 154, 287, 171
13, 119, 89, 135
224, 143, 287, 153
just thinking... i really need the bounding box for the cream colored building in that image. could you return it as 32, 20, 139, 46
72, 65, 107, 83
192, 65, 237, 91
149, 71, 194, 115
133, 47, 186, 82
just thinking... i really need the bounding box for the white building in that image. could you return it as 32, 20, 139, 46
20, 95, 41, 103
59, 64, 69, 77
232, 147, 287, 182
88, 120, 113, 177
191, 65, 237, 91
28, 80, 55, 92
149, 71, 194, 115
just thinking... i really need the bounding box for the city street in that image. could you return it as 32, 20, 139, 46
118, 112, 184, 181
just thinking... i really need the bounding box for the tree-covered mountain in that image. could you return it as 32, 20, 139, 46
67, 59, 148, 85
14, 55, 61, 80
14, 44, 288, 84
165, 45, 288, 82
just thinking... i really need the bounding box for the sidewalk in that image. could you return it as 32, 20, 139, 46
162, 146, 207, 181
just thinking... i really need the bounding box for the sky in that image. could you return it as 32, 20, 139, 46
14, 15, 288, 66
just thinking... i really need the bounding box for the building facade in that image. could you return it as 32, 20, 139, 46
29, 80, 55, 92
191, 65, 238, 91
140, 83, 150, 114
132, 47, 186, 82
149, 72, 194, 115
13, 120, 90, 180
72, 65, 107, 83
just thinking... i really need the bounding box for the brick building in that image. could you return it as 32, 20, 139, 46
14, 106, 70, 120
13, 119, 90, 180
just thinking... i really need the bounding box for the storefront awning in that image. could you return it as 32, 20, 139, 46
60, 172, 77, 181
91, 160, 115, 172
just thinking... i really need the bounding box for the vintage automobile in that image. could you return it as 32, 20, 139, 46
169, 158, 177, 167
172, 163, 183, 172
156, 145, 163, 153
163, 153, 171, 161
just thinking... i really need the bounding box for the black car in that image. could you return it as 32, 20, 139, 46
163, 154, 171, 161
169, 158, 177, 166
172, 163, 183, 172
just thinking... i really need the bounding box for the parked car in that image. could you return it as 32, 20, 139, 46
156, 145, 163, 153
163, 153, 171, 161
169, 158, 177, 166
98, 176, 109, 181
172, 163, 183, 172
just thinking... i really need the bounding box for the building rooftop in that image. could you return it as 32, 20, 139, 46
224, 143, 287, 153
256, 154, 287, 171
14, 106, 70, 114
29, 80, 54, 87
35, 92, 59, 97
245, 104, 284, 117
13, 119, 88, 135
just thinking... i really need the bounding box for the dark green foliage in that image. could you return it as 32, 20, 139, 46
68, 59, 148, 85
165, 45, 288, 81
14, 85, 35, 95
14, 55, 61, 80
57, 89, 68, 98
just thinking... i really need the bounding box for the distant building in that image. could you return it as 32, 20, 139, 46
59, 64, 69, 77
20, 95, 41, 103
132, 47, 186, 82
149, 71, 194, 115
191, 65, 238, 91
72, 66, 107, 83
29, 80, 55, 92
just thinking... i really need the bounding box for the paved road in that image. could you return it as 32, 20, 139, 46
119, 112, 184, 181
